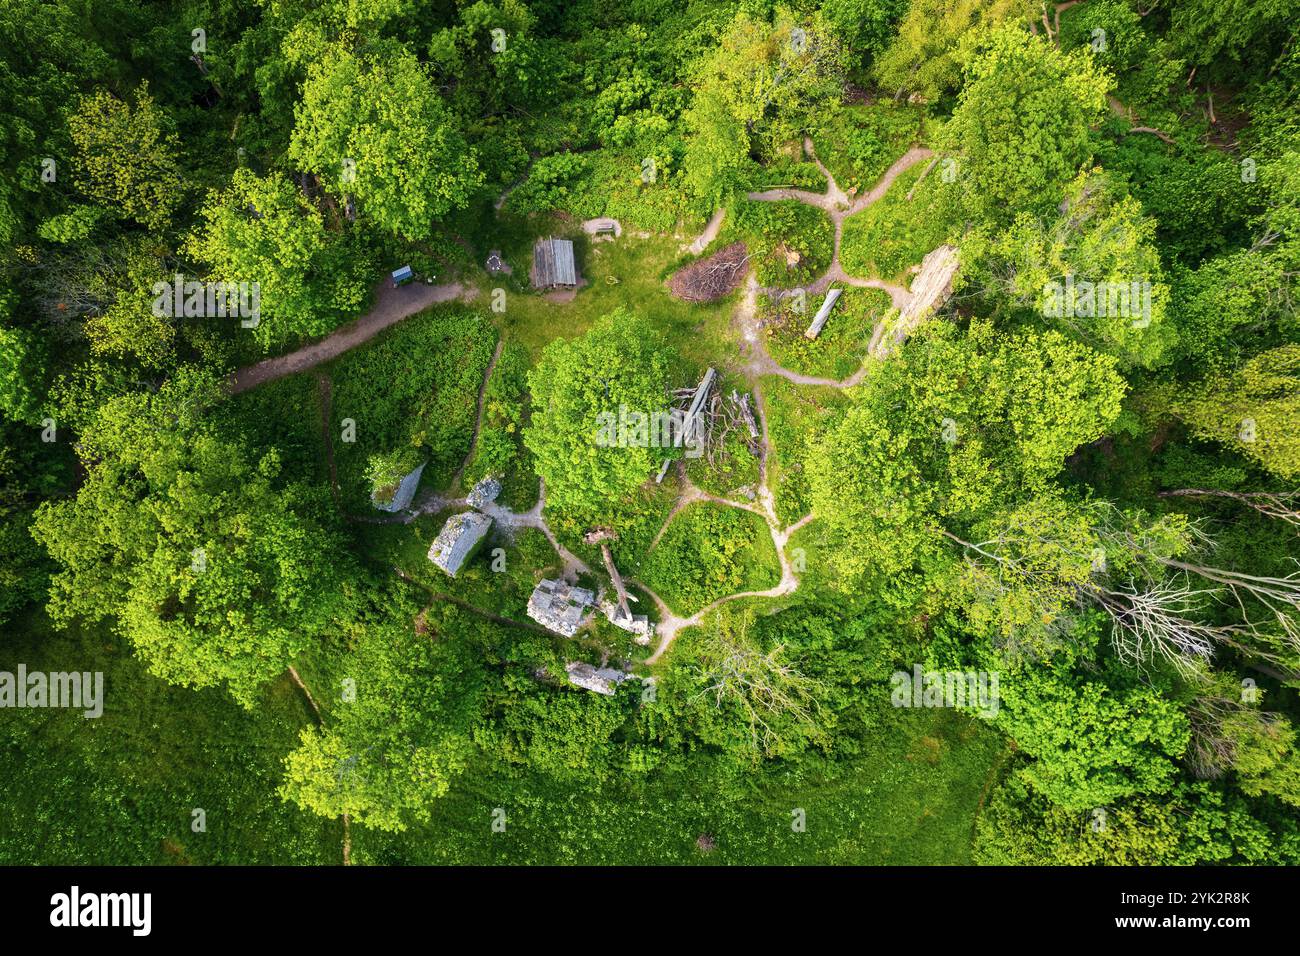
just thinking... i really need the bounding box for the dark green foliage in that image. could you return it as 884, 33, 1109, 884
327, 308, 497, 507
637, 503, 781, 616
729, 200, 835, 287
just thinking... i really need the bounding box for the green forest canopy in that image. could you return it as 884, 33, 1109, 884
0, 0, 1298, 866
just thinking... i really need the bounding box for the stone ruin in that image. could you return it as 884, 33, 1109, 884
428, 511, 493, 577
527, 578, 595, 637
599, 594, 655, 646
370, 461, 425, 513
466, 475, 501, 511
564, 662, 629, 696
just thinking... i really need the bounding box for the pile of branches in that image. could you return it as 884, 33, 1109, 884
670, 383, 761, 468
668, 241, 750, 302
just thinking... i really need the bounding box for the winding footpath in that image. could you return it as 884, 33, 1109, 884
228, 278, 472, 394
234, 138, 932, 669
737, 139, 931, 387
626, 138, 937, 661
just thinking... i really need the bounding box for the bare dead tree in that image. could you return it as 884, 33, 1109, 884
1185, 681, 1286, 780
941, 519, 1300, 679
1158, 489, 1300, 530
690, 612, 825, 758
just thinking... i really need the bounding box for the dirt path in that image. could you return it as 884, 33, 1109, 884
294, 141, 929, 673
317, 374, 342, 505
285, 665, 350, 865
228, 279, 472, 394
749, 141, 928, 309
449, 338, 505, 490
845, 146, 933, 214
734, 141, 935, 389
635, 142, 939, 662
639, 381, 816, 665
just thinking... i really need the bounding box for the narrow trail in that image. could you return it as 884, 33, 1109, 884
449, 338, 505, 491
262, 139, 931, 673
639, 381, 815, 665
228, 279, 473, 394
285, 665, 350, 865
732, 140, 934, 390
317, 374, 341, 506
635, 139, 938, 663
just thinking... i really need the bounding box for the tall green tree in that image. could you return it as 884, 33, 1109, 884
941, 24, 1110, 225
523, 308, 673, 519
281, 603, 486, 832
184, 168, 371, 348
683, 10, 844, 202
1175, 345, 1300, 480
31, 370, 352, 705
290, 44, 483, 241
66, 83, 183, 232
809, 320, 1125, 584
873, 0, 1030, 102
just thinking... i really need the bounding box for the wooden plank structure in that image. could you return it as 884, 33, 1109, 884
532, 238, 578, 288
805, 287, 841, 339
584, 528, 630, 621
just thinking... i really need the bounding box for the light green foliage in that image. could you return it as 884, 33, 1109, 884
1174, 345, 1300, 479
290, 45, 483, 240
464, 341, 530, 495
80, 241, 176, 370
638, 503, 781, 616
5, 0, 1300, 870
523, 309, 673, 519
478, 683, 629, 784
809, 321, 1125, 584
185, 168, 370, 348
36, 206, 104, 245
810, 101, 923, 195
509, 153, 590, 213
66, 84, 182, 231
683, 10, 845, 203
942, 25, 1111, 224
995, 665, 1189, 810
839, 161, 962, 282
281, 604, 486, 832
511, 150, 703, 233
729, 200, 834, 287
763, 286, 892, 380
30, 370, 352, 706
1169, 251, 1287, 366
976, 775, 1282, 864
328, 309, 497, 505
962, 169, 1174, 369
659, 608, 828, 760
873, 0, 1031, 101
683, 85, 753, 208
366, 447, 423, 506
